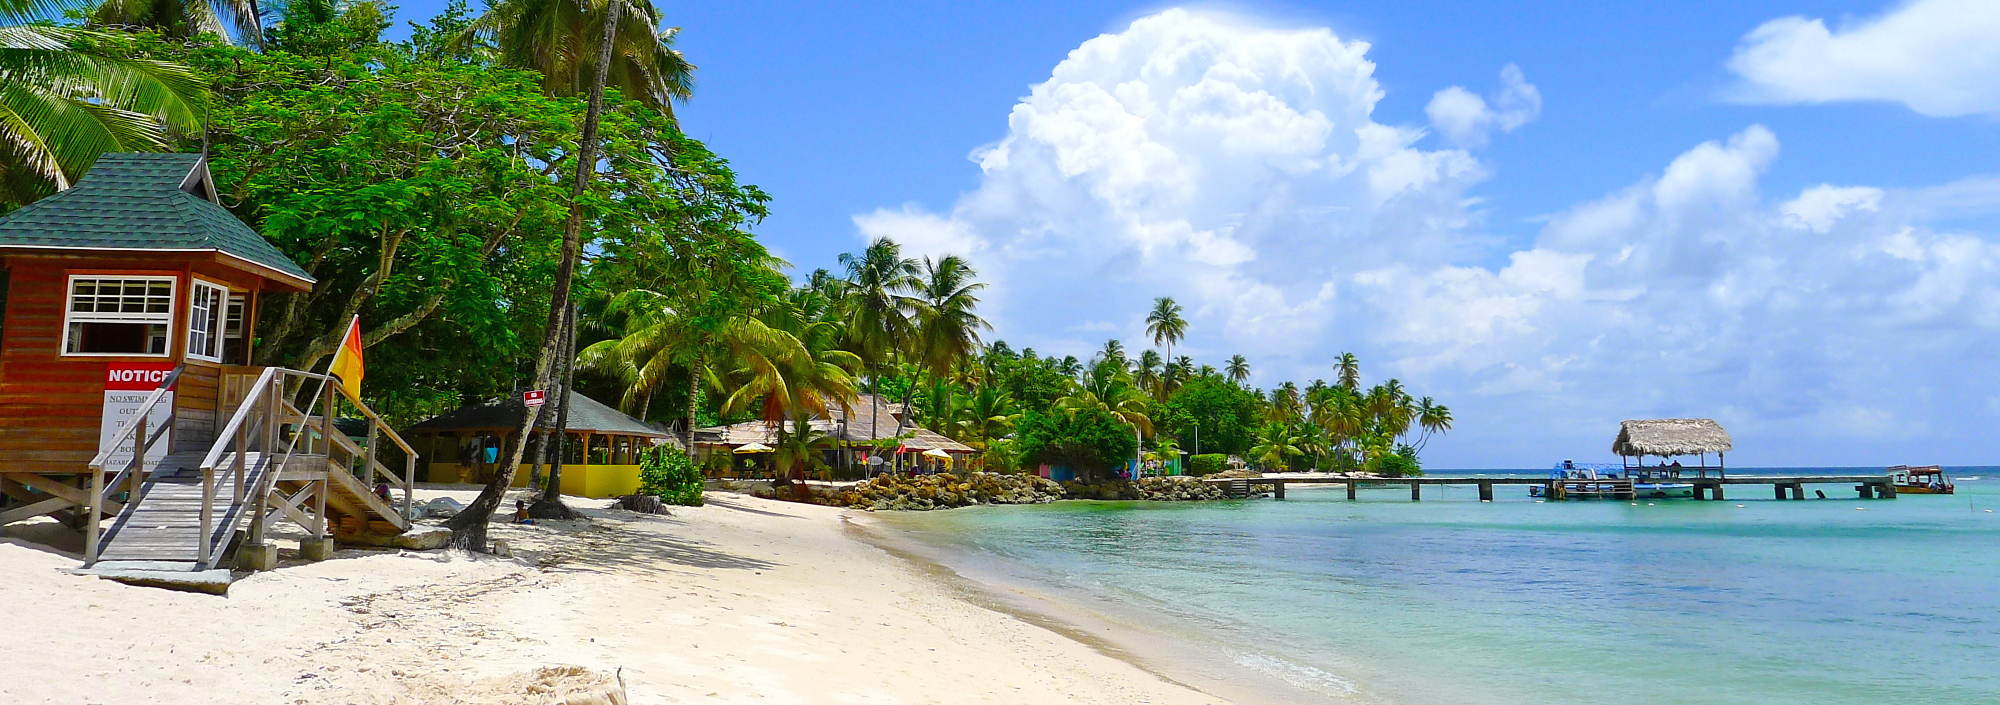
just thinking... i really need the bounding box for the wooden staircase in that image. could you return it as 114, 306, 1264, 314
85, 367, 415, 573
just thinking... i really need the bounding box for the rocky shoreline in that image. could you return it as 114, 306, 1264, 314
753, 472, 1264, 511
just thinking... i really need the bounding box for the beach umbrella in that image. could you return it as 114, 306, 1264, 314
922, 448, 950, 459
734, 442, 773, 454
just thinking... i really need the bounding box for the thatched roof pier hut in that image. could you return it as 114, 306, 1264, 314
1612, 418, 1732, 477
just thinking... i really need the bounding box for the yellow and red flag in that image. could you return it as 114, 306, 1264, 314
328, 315, 364, 402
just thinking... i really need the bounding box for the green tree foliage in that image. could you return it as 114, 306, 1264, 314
1161, 376, 1260, 455
0, 1, 204, 205
1186, 453, 1228, 476
1013, 407, 1137, 483
637, 445, 703, 505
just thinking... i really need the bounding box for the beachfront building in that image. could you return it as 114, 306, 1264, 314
694, 393, 974, 478
0, 154, 412, 573
1612, 418, 1732, 477
405, 390, 674, 498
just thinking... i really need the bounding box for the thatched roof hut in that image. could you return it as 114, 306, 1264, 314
1611, 419, 1733, 458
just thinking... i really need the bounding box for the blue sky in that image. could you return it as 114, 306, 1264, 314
388, 0, 2000, 467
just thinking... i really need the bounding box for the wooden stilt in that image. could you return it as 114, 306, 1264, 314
1478, 481, 1494, 502
1347, 481, 1357, 501
1410, 483, 1421, 501
1274, 482, 1285, 500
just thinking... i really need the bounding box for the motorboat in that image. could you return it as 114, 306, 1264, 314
1889, 465, 1954, 495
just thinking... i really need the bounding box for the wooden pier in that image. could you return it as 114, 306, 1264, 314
1202, 474, 1898, 501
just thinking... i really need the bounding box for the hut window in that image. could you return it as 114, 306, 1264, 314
63, 276, 174, 356
222, 293, 247, 364
185, 280, 227, 362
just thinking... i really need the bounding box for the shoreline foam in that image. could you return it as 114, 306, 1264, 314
851, 505, 1368, 704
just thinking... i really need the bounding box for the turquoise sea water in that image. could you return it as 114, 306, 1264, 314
878, 468, 2000, 705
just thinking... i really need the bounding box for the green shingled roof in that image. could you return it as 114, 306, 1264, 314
0, 153, 313, 284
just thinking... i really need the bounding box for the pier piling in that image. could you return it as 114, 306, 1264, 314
1478, 481, 1494, 502
1410, 483, 1422, 501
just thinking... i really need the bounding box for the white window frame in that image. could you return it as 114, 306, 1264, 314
61, 275, 177, 358
222, 292, 247, 364
185, 278, 228, 363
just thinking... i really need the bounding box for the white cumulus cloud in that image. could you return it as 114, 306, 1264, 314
1726, 0, 2000, 117
855, 8, 2000, 466
1425, 64, 1543, 148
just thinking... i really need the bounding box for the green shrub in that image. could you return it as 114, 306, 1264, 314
1372, 452, 1422, 478
1187, 453, 1229, 476
1013, 408, 1137, 483
639, 446, 704, 506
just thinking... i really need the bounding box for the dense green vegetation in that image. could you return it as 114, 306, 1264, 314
637, 445, 703, 506
3, 0, 1456, 517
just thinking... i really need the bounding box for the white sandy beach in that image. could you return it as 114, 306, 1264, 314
0, 489, 1231, 705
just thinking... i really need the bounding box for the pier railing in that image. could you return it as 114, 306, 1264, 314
1204, 474, 1898, 502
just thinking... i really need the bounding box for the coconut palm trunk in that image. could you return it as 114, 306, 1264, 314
683, 348, 705, 451
446, 0, 626, 550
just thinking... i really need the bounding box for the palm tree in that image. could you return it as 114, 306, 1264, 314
1225, 354, 1250, 385
1144, 295, 1187, 360
1247, 422, 1302, 472
1059, 359, 1152, 436
1414, 397, 1452, 453
963, 384, 1018, 449
1268, 381, 1302, 424
837, 237, 919, 441
467, 0, 693, 112
578, 257, 798, 451
773, 413, 836, 492
1096, 338, 1125, 367
1335, 352, 1361, 391
909, 254, 989, 381
1163, 355, 1192, 398
1132, 349, 1163, 400
90, 0, 263, 45
0, 0, 205, 203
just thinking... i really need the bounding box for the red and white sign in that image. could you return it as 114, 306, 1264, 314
523, 389, 547, 407
100, 362, 178, 466
104, 362, 178, 391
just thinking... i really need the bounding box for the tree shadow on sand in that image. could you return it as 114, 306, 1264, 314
539, 511, 781, 575
698, 495, 803, 519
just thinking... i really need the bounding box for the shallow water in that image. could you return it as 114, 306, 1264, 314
879, 468, 2000, 705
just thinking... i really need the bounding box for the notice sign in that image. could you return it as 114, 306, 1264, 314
100, 362, 177, 468
524, 389, 547, 407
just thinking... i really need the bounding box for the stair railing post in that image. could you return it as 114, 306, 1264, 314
365, 418, 379, 487
84, 465, 103, 567
314, 479, 328, 539
403, 454, 415, 521
323, 380, 336, 461
251, 381, 276, 547
233, 419, 247, 502
130, 416, 146, 500
199, 466, 215, 566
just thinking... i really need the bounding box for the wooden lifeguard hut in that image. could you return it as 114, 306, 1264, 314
0, 154, 413, 575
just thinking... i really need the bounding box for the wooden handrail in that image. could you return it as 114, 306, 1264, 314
197, 366, 282, 472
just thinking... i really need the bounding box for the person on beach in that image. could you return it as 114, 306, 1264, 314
513, 500, 535, 525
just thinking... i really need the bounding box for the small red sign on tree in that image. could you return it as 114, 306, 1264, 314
523, 390, 547, 407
